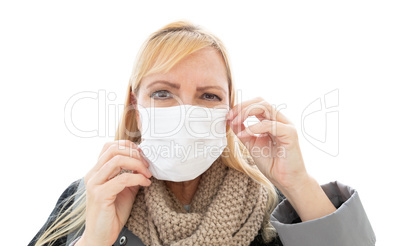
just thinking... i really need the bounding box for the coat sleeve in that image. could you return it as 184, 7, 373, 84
28, 178, 82, 246
270, 181, 376, 246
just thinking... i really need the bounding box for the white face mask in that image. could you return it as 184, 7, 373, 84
137, 105, 229, 182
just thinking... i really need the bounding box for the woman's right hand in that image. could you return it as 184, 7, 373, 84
77, 140, 152, 246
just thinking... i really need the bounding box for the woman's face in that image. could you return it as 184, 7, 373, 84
134, 47, 230, 110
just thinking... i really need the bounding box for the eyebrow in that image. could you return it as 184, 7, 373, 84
197, 85, 227, 94
146, 80, 227, 93
146, 80, 180, 89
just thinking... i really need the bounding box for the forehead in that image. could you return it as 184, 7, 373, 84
141, 47, 228, 88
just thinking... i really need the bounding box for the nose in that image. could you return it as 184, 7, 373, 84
173, 86, 197, 106
179, 94, 195, 106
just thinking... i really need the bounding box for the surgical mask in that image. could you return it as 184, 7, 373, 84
137, 105, 229, 182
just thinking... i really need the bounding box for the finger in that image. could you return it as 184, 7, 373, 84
237, 119, 288, 138
92, 155, 152, 186
85, 143, 145, 187
98, 140, 137, 159
259, 101, 291, 125
236, 128, 257, 145
227, 97, 264, 120
229, 120, 245, 135
233, 101, 291, 124
231, 102, 271, 127
100, 173, 151, 197
96, 143, 148, 172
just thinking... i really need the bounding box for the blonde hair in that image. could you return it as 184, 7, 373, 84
34, 20, 279, 246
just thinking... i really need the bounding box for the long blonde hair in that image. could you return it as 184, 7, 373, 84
35, 20, 279, 246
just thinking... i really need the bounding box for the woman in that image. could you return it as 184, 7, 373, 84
29, 20, 375, 246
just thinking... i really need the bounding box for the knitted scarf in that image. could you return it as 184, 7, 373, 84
125, 156, 270, 246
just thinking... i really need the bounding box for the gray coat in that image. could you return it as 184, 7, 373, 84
29, 178, 376, 246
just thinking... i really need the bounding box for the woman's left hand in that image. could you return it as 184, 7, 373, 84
227, 97, 310, 194
227, 97, 337, 221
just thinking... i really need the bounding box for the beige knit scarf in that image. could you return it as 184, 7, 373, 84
125, 156, 269, 246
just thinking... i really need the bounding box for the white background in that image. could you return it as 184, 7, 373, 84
1, 1, 400, 245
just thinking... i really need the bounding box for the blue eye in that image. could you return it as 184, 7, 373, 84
202, 93, 222, 101
150, 90, 172, 99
